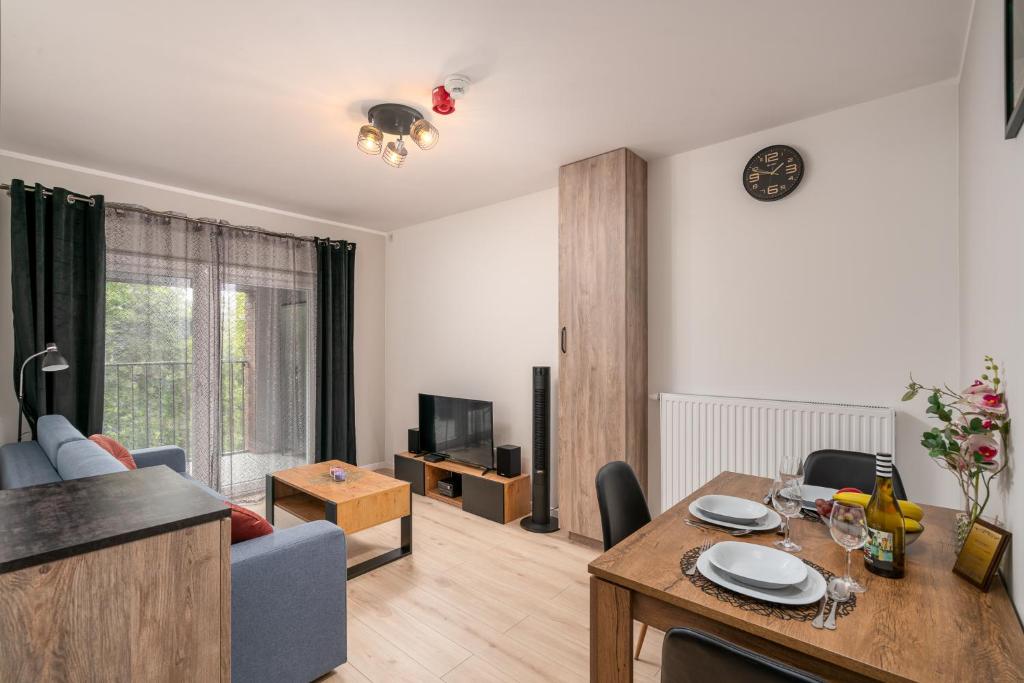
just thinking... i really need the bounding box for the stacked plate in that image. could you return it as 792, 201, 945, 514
688, 494, 781, 531
781, 484, 838, 510
696, 541, 826, 604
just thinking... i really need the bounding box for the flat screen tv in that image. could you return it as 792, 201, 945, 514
418, 393, 494, 470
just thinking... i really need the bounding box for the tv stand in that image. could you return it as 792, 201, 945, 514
394, 452, 530, 524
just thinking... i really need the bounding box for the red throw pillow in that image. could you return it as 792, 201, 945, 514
225, 501, 273, 544
89, 434, 137, 470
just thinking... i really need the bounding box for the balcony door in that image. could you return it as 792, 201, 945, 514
104, 207, 316, 502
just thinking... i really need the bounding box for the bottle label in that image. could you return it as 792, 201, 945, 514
865, 526, 895, 567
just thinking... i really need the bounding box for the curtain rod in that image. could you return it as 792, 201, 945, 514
1, 182, 96, 206
108, 203, 355, 249
1, 183, 354, 249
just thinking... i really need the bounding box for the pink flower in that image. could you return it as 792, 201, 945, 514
962, 434, 1000, 468
982, 419, 994, 429
963, 391, 1007, 416
964, 380, 993, 395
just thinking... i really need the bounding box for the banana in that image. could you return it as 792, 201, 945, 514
832, 492, 924, 521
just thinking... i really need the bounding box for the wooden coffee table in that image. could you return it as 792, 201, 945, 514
265, 460, 411, 578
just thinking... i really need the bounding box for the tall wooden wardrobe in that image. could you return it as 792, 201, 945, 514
558, 148, 648, 545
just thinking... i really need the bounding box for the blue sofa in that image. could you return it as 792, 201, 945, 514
0, 415, 347, 683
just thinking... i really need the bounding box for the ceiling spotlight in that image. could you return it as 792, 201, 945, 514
358, 103, 439, 168
382, 137, 408, 168
410, 118, 439, 150
356, 124, 383, 155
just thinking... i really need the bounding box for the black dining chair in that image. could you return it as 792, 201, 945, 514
661, 628, 823, 682
595, 460, 652, 660
803, 449, 908, 500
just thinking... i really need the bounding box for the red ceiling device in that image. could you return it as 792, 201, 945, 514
432, 86, 454, 115
432, 74, 470, 115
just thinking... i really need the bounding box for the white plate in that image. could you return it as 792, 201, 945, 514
705, 541, 807, 589
695, 495, 769, 525
782, 484, 838, 509
688, 501, 782, 531
696, 552, 826, 605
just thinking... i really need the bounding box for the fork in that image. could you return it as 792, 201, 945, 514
686, 538, 712, 576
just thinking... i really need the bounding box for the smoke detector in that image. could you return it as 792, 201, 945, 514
443, 74, 470, 99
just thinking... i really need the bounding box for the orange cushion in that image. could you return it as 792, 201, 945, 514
89, 434, 137, 470
225, 501, 274, 544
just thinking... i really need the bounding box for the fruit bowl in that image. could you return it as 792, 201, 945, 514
906, 525, 924, 546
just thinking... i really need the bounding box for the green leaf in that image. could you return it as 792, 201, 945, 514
901, 388, 918, 402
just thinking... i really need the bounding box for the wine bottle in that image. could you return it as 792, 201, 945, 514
863, 452, 905, 578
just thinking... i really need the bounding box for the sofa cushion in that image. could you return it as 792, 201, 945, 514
89, 435, 137, 470
0, 441, 61, 489
226, 501, 274, 543
55, 439, 128, 480
37, 414, 86, 468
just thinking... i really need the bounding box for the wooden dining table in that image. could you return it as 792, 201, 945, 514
589, 471, 1024, 682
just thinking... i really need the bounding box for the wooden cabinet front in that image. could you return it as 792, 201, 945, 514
558, 148, 647, 543
0, 519, 230, 682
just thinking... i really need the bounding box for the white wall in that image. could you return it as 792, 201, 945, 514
384, 189, 558, 490
958, 0, 1024, 608
384, 82, 964, 520
0, 152, 387, 465
647, 81, 963, 512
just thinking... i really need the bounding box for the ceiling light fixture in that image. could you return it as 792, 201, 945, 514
356, 103, 436, 168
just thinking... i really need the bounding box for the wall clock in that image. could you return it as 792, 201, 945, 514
742, 145, 804, 201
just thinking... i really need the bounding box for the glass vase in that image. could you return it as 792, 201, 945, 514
953, 511, 973, 553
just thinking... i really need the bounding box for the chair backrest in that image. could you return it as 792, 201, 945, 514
595, 461, 651, 551
661, 628, 823, 683
803, 449, 907, 500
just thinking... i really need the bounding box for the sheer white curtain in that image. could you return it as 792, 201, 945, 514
104, 205, 316, 501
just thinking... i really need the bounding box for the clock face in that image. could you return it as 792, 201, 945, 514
742, 145, 804, 201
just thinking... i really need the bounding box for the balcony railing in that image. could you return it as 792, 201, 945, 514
103, 360, 248, 456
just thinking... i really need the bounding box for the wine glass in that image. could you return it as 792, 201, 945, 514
778, 454, 804, 482
829, 501, 869, 594
771, 478, 802, 552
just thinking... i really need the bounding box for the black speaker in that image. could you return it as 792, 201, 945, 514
408, 428, 422, 454
521, 366, 559, 532
496, 445, 521, 477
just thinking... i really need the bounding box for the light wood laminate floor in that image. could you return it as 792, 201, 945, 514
264, 469, 663, 682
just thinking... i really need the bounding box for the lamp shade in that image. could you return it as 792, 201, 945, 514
410, 118, 439, 150
42, 344, 69, 372
382, 138, 408, 168
356, 124, 384, 155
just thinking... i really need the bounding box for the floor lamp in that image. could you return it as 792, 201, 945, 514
18, 343, 69, 442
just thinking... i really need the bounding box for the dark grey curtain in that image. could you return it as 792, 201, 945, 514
10, 180, 106, 437
314, 239, 356, 464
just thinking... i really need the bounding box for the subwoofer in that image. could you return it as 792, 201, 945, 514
521, 366, 559, 532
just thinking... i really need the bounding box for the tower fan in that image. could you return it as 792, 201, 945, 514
522, 366, 559, 532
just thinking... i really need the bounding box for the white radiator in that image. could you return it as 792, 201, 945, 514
658, 393, 895, 510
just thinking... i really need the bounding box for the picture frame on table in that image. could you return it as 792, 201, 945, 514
1006, 0, 1024, 138
953, 518, 1012, 592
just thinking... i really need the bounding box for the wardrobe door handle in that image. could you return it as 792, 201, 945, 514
560, 326, 567, 354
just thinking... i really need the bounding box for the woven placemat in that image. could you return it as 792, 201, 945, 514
679, 545, 857, 621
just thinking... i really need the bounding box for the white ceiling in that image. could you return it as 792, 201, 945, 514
1, 1, 971, 231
